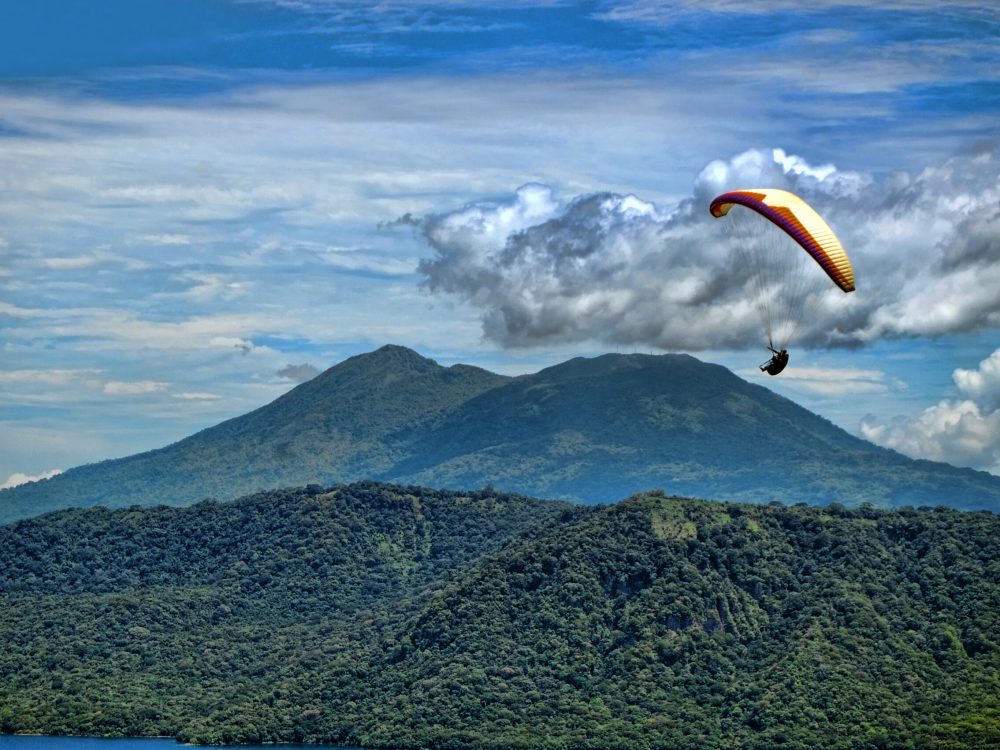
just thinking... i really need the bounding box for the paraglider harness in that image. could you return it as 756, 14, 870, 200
760, 341, 788, 376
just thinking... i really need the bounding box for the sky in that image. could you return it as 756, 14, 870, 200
1, 0, 999, 488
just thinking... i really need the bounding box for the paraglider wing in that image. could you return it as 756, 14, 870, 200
710, 189, 855, 293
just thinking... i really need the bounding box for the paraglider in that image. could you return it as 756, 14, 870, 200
760, 344, 788, 376
710, 188, 854, 375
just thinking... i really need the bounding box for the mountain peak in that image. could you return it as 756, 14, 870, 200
541, 351, 715, 378
338, 344, 442, 374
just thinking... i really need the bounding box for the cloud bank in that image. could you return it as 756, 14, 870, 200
412, 146, 1000, 352
1, 469, 62, 491
862, 348, 1000, 475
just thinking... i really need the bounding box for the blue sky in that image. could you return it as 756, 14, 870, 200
2, 0, 999, 488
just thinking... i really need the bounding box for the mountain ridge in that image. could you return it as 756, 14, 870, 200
2, 344, 1000, 524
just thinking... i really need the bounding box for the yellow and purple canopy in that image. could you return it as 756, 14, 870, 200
710, 188, 855, 293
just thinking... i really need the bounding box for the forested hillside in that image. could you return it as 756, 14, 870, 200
0, 345, 509, 523
1, 482, 997, 749
4, 345, 1000, 525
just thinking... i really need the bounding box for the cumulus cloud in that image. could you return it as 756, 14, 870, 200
953, 349, 1000, 411
276, 364, 320, 382
417, 183, 759, 350
410, 146, 1000, 352
861, 347, 1000, 474
1, 469, 62, 490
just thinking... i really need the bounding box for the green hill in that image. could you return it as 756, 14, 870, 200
3, 345, 1000, 524
0, 345, 508, 523
387, 351, 997, 508
1, 482, 997, 749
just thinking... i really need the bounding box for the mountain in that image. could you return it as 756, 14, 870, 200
0, 345, 508, 524
3, 344, 1000, 524
1, 482, 997, 749
386, 351, 1000, 509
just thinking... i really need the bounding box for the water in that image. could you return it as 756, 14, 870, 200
0, 741, 179, 750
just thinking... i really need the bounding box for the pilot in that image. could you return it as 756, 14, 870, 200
760, 346, 789, 376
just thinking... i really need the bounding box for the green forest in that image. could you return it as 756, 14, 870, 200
1, 481, 997, 749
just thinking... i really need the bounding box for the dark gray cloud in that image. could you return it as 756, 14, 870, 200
417, 184, 759, 350
412, 147, 1000, 351
276, 364, 319, 382
937, 204, 1000, 272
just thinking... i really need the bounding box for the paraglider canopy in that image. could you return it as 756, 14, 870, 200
710, 188, 855, 376
710, 188, 855, 293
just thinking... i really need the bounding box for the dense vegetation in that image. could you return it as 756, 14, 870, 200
1, 481, 997, 749
3, 345, 1000, 525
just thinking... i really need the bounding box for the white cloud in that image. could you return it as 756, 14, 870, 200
862, 400, 1000, 474
953, 347, 1000, 411
2, 304, 288, 354
861, 347, 1000, 474
42, 255, 104, 270
599, 1, 996, 20
173, 392, 222, 401
416, 185, 732, 348
757, 366, 897, 396
0, 368, 101, 386
103, 380, 169, 396
35, 247, 153, 273
0, 302, 45, 319
318, 245, 418, 276
172, 272, 252, 303
411, 146, 1000, 351
1, 469, 62, 490
134, 233, 193, 246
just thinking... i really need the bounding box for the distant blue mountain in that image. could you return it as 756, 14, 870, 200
2, 344, 998, 524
